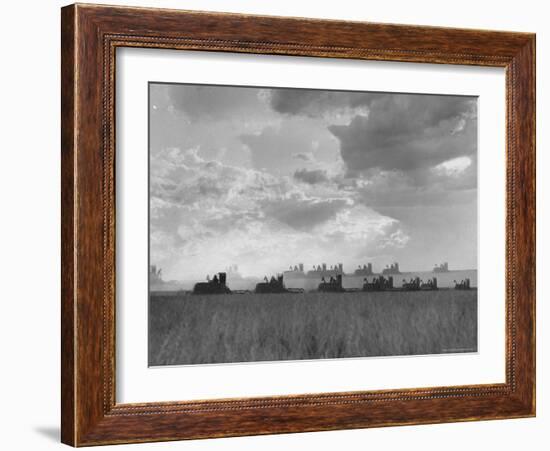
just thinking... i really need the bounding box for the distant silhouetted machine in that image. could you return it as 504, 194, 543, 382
382, 262, 401, 275
433, 262, 450, 273
255, 275, 287, 294
318, 274, 345, 292
193, 272, 232, 295
401, 276, 438, 291
362, 275, 393, 292
454, 278, 471, 290
354, 263, 374, 276
255, 275, 304, 294
284, 262, 344, 279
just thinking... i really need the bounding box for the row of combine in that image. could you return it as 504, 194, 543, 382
192, 272, 472, 295
316, 275, 439, 293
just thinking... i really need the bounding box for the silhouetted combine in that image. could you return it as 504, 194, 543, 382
420, 277, 438, 290
382, 262, 401, 275
433, 262, 449, 273
193, 272, 231, 295
363, 276, 393, 292
355, 263, 374, 276
318, 274, 345, 292
255, 275, 288, 294
400, 277, 438, 291
454, 278, 471, 290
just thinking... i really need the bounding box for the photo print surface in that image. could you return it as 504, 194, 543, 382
148, 82, 478, 366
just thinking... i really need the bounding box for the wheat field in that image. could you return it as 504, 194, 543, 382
148, 290, 477, 366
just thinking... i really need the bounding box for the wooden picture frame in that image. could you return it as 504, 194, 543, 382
61, 3, 536, 446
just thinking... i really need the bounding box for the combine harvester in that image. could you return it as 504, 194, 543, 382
255, 275, 304, 294
317, 274, 442, 293
318, 274, 346, 293
193, 272, 232, 295
318, 274, 439, 293
433, 262, 450, 273
454, 278, 472, 290
401, 276, 438, 291
382, 262, 401, 275
354, 263, 374, 276
362, 275, 394, 292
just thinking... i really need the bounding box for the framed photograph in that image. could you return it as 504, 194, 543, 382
61, 3, 536, 446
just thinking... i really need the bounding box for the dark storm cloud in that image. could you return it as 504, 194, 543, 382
329, 95, 476, 175
293, 168, 330, 185
262, 198, 348, 230
270, 89, 477, 185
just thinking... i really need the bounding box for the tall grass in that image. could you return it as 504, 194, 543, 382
149, 290, 477, 366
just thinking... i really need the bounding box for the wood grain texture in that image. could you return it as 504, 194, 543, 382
60, 5, 76, 446
61, 3, 536, 446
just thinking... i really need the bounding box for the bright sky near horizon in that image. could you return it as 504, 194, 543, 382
149, 83, 477, 280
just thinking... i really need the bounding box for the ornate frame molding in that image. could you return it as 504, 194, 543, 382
62, 4, 535, 446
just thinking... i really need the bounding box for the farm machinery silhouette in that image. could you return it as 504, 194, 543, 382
189, 263, 473, 295
401, 277, 438, 291
254, 275, 304, 294
454, 278, 472, 290
192, 272, 232, 295
318, 274, 346, 292
192, 272, 304, 295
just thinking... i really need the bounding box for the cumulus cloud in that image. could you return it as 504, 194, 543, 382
433, 156, 472, 176
150, 147, 405, 279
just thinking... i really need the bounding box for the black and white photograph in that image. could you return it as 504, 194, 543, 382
0, 0, 543, 448
148, 82, 478, 366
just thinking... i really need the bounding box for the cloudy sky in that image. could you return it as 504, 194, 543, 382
149, 83, 477, 281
